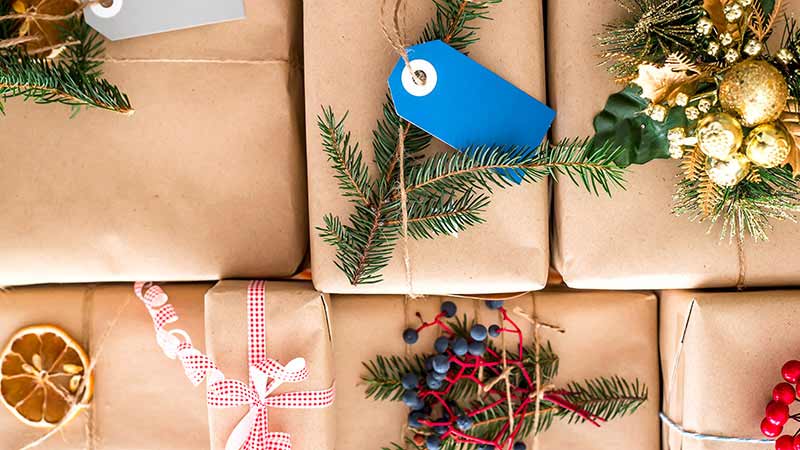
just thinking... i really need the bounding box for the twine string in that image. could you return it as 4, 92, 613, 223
513, 304, 565, 450
18, 290, 132, 450
531, 295, 542, 450
500, 309, 514, 449
380, 0, 425, 86
397, 123, 419, 298
402, 294, 412, 449
381, 0, 424, 298
0, 35, 38, 49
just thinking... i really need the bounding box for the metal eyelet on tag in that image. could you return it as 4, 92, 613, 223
89, 0, 123, 19
388, 40, 556, 183
401, 59, 438, 97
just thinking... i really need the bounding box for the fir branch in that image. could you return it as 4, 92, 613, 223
0, 47, 132, 114
372, 96, 431, 195
521, 341, 559, 383
318, 199, 401, 285
362, 354, 427, 401
57, 16, 104, 77
319, 107, 374, 206
559, 376, 648, 424
387, 190, 490, 239
404, 139, 626, 198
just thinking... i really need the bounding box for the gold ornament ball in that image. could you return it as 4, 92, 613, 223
744, 122, 793, 168
718, 59, 789, 127
696, 112, 744, 160
707, 154, 752, 187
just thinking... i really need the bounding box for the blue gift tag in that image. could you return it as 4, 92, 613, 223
388, 40, 555, 182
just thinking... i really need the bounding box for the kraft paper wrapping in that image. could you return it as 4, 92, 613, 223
332, 290, 660, 449
204, 281, 335, 450
304, 0, 550, 294
660, 290, 800, 450
0, 283, 211, 450
548, 0, 800, 290
0, 0, 307, 286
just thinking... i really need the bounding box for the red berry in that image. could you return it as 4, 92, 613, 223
767, 401, 791, 426
775, 383, 797, 404
783, 360, 800, 383
776, 435, 794, 450
793, 435, 800, 450
762, 417, 783, 437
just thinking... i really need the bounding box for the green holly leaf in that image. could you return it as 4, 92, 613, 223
762, 0, 776, 14
591, 85, 686, 167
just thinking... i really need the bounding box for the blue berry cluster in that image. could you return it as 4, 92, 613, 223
398, 300, 528, 450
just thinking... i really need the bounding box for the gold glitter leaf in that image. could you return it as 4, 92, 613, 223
682, 147, 706, 181
698, 171, 723, 217
633, 53, 703, 104
633, 64, 693, 104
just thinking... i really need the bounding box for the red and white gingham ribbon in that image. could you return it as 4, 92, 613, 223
135, 281, 335, 450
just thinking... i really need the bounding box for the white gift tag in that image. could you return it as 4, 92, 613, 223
84, 0, 246, 41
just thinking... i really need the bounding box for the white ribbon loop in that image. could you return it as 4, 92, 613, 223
134, 281, 335, 450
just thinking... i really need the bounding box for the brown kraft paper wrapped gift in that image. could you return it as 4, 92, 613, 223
548, 0, 800, 290
660, 290, 800, 450
304, 0, 550, 294
0, 0, 307, 286
332, 290, 660, 449
0, 283, 211, 449
204, 281, 335, 450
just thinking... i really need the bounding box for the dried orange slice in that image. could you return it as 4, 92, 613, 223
0, 325, 92, 428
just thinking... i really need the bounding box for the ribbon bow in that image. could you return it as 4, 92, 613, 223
134, 281, 335, 450
207, 357, 335, 450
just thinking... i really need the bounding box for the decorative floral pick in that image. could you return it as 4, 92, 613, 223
362, 300, 647, 450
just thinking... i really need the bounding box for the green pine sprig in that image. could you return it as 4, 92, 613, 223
0, 48, 132, 114
0, 7, 131, 115
58, 16, 105, 78
559, 377, 648, 424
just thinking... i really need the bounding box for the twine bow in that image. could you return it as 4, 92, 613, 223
134, 281, 335, 450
